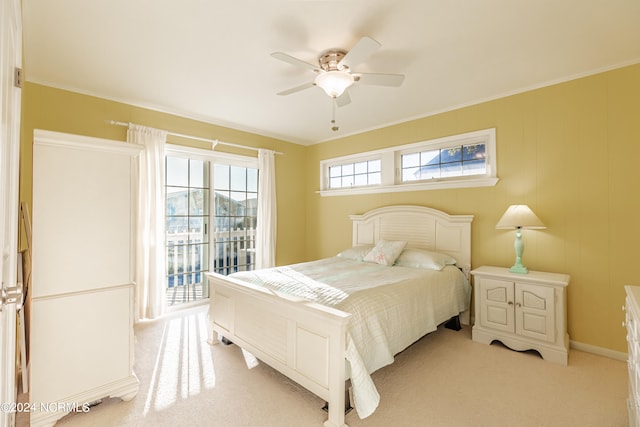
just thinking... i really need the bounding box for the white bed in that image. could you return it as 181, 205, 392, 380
206, 205, 473, 427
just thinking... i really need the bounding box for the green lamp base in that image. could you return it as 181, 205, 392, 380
509, 227, 529, 274
509, 264, 529, 274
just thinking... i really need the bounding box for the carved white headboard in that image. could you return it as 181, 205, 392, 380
350, 205, 474, 270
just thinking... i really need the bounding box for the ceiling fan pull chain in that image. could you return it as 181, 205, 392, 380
331, 99, 339, 132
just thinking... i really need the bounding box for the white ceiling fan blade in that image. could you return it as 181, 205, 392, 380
276, 82, 315, 96
335, 90, 351, 107
338, 36, 381, 70
271, 52, 320, 72
355, 72, 405, 87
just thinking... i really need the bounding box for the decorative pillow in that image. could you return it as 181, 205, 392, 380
394, 248, 457, 271
363, 240, 407, 266
336, 245, 374, 261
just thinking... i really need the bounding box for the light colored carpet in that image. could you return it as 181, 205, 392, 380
20, 304, 628, 427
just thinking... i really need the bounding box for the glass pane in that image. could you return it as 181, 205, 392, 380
213, 242, 229, 271
403, 167, 420, 181
189, 188, 209, 215
214, 164, 230, 190
441, 147, 462, 163
342, 163, 354, 176
245, 193, 258, 216
402, 153, 420, 168
354, 174, 368, 186
166, 246, 176, 275
230, 166, 246, 191
214, 191, 230, 215
246, 216, 257, 229
369, 172, 381, 185
354, 162, 367, 174
464, 143, 486, 161
420, 150, 440, 166
247, 168, 258, 192
342, 175, 354, 187
368, 160, 381, 172
189, 159, 208, 188
441, 162, 462, 177
330, 177, 341, 188
230, 192, 246, 215
175, 244, 185, 275
420, 165, 440, 179
166, 157, 189, 187
329, 165, 341, 177
166, 187, 188, 216
214, 216, 231, 233
463, 159, 486, 175
166, 217, 187, 241
189, 217, 207, 242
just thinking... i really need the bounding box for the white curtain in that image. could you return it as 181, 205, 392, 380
256, 149, 277, 269
127, 124, 167, 320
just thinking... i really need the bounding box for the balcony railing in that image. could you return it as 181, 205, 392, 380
165, 226, 255, 306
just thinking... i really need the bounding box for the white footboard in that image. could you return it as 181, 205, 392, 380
206, 272, 352, 427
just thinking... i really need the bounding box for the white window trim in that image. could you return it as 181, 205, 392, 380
166, 143, 258, 168
318, 128, 498, 197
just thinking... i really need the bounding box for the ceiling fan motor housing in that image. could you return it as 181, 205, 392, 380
319, 49, 348, 71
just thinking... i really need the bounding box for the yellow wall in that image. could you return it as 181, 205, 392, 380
305, 63, 640, 353
19, 82, 308, 266
20, 63, 640, 353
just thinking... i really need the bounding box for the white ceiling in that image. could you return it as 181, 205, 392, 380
21, 0, 640, 146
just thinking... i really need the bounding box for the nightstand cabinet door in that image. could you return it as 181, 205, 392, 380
515, 282, 555, 343
477, 277, 515, 333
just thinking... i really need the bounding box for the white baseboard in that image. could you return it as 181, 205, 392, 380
570, 340, 627, 361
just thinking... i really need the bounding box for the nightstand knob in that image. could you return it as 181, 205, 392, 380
508, 301, 513, 305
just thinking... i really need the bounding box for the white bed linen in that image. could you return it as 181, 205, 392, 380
229, 257, 471, 418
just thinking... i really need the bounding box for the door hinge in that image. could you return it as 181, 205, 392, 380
14, 67, 23, 88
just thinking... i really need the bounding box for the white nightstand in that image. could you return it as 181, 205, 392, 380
471, 266, 570, 365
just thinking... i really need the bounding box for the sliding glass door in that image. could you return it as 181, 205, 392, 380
164, 148, 258, 308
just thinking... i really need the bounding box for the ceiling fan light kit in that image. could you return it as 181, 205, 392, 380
314, 70, 354, 98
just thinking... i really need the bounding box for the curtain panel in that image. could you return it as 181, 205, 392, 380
256, 149, 277, 269
127, 124, 167, 320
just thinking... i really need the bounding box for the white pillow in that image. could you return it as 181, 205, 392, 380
363, 240, 407, 266
336, 245, 374, 261
395, 248, 457, 271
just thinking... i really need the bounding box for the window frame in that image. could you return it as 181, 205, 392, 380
319, 128, 498, 196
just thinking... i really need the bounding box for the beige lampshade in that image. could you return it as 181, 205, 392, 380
496, 205, 546, 229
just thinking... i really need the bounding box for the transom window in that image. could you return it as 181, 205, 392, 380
329, 159, 381, 189
319, 128, 497, 196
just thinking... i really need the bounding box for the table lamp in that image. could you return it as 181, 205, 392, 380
496, 205, 546, 274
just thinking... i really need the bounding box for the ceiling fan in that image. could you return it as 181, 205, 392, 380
271, 36, 405, 108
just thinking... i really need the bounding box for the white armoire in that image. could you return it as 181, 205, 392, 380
30, 130, 142, 426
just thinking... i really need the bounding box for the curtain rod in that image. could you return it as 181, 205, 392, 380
107, 120, 283, 155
